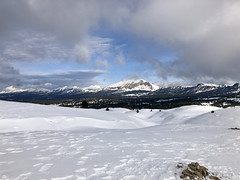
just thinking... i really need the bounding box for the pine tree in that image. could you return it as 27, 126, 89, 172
81, 100, 88, 108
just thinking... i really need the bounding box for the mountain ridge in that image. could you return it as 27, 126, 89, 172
1, 80, 240, 103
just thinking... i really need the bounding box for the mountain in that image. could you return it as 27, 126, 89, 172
82, 85, 102, 93
104, 79, 159, 96
105, 79, 159, 92
1, 80, 240, 105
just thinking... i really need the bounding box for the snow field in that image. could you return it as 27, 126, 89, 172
0, 100, 240, 179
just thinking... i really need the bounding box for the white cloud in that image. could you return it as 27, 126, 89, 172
20, 70, 107, 89
1, 0, 240, 87
1, 31, 70, 62
127, 0, 240, 83
95, 59, 109, 69
44, 83, 53, 87
89, 37, 112, 54
74, 44, 91, 64
74, 37, 113, 64
115, 52, 126, 65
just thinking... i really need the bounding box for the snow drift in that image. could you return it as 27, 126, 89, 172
0, 100, 220, 132
0, 100, 240, 180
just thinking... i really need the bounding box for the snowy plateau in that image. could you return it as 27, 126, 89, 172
0, 100, 240, 180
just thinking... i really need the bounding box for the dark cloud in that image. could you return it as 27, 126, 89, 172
1, 0, 240, 89
0, 62, 20, 89
0, 70, 106, 91
18, 70, 107, 90
128, 0, 240, 84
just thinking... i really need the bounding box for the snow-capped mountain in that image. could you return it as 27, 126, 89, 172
0, 86, 50, 94
1, 80, 240, 102
193, 83, 220, 94
82, 85, 102, 93
105, 79, 159, 92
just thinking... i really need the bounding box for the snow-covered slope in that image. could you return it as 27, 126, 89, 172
192, 83, 220, 94
82, 85, 102, 92
0, 101, 219, 132
0, 86, 50, 94
0, 101, 240, 179
0, 101, 155, 132
105, 79, 159, 92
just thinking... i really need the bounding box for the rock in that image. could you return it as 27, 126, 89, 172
188, 163, 197, 171
194, 171, 203, 179
229, 127, 240, 130
201, 167, 208, 177
180, 174, 185, 179
182, 169, 194, 177
179, 162, 220, 180
177, 163, 183, 169
209, 176, 221, 180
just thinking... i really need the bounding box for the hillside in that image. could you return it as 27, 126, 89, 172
0, 101, 240, 179
1, 80, 240, 109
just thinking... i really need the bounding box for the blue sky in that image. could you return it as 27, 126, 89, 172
1, 0, 240, 91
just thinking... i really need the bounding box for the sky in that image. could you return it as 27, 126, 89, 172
1, 0, 240, 91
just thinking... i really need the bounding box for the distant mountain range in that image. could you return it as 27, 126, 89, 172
1, 79, 240, 103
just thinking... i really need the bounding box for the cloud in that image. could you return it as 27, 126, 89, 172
0, 1, 114, 63
128, 0, 240, 83
1, 31, 71, 62
115, 52, 126, 65
95, 59, 109, 69
74, 44, 91, 64
18, 70, 107, 90
74, 37, 113, 64
1, 0, 240, 88
0, 62, 21, 90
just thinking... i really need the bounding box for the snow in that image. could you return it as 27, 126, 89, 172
106, 79, 159, 92
0, 100, 240, 179
82, 85, 102, 93
0, 86, 26, 93
196, 83, 219, 87
0, 86, 50, 94
54, 86, 82, 93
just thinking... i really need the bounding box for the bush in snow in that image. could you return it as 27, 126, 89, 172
106, 107, 109, 111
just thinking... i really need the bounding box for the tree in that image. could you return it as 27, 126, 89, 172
81, 100, 89, 108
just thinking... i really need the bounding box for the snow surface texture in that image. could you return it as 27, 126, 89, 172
0, 100, 240, 179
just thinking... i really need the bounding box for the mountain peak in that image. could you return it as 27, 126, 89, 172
196, 83, 218, 87
106, 79, 159, 92
82, 85, 102, 92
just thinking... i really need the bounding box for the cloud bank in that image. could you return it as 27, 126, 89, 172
129, 0, 240, 84
1, 0, 240, 90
